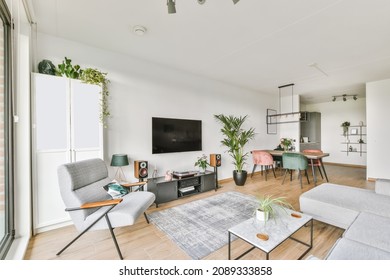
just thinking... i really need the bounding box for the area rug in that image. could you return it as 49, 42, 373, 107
148, 191, 258, 260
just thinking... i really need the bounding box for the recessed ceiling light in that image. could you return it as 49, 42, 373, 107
133, 25, 147, 36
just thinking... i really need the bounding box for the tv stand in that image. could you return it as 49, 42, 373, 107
172, 171, 198, 179
147, 170, 216, 207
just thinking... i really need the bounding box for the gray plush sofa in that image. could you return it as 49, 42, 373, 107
300, 179, 390, 259
325, 212, 390, 259
299, 180, 390, 229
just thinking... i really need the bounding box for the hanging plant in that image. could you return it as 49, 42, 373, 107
80, 68, 111, 127
56, 57, 83, 79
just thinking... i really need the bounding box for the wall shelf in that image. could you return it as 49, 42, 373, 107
341, 124, 366, 156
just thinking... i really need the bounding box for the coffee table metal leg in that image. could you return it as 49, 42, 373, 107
289, 219, 313, 260
228, 232, 231, 260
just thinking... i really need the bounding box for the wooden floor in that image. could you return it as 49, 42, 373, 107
24, 164, 373, 260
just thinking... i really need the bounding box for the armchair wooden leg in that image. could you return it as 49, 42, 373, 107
265, 166, 268, 181
271, 165, 276, 178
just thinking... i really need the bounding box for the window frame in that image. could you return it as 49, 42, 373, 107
0, 0, 14, 259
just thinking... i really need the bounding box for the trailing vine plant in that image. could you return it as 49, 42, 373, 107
80, 68, 111, 128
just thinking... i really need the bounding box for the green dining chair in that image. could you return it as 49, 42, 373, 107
282, 152, 310, 189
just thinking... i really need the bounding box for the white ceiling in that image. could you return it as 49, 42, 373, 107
30, 0, 390, 103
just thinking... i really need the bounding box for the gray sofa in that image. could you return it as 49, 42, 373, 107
300, 179, 390, 259
325, 212, 390, 259
299, 180, 390, 229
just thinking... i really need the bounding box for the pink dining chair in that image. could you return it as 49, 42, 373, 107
251, 150, 276, 180
303, 149, 324, 179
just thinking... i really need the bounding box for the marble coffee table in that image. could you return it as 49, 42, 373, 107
228, 208, 313, 260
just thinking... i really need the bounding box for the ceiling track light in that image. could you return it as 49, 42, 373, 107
168, 0, 240, 14
332, 94, 358, 102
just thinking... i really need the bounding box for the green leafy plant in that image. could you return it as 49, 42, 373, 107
255, 195, 293, 220
214, 114, 255, 172
80, 68, 111, 127
56, 57, 83, 79
280, 138, 295, 151
194, 154, 209, 171
341, 121, 350, 136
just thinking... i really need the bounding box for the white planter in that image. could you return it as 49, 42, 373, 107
256, 209, 269, 221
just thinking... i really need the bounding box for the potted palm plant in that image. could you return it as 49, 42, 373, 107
214, 114, 255, 186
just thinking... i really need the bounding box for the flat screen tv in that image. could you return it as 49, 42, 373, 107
152, 117, 202, 154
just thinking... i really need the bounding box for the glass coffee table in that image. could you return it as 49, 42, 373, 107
228, 208, 313, 260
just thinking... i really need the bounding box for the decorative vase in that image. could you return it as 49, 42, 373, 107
256, 209, 269, 221
233, 170, 247, 186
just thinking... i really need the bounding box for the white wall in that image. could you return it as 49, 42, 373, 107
36, 33, 279, 182
303, 98, 366, 166
366, 78, 390, 180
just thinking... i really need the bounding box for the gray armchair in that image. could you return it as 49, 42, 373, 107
56, 158, 156, 259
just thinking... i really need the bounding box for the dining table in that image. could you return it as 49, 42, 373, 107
267, 150, 329, 186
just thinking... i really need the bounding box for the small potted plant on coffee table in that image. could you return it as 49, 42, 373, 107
255, 195, 293, 222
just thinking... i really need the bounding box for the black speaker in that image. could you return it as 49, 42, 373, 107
210, 154, 221, 167
134, 160, 148, 179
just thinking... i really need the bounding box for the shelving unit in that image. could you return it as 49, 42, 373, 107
341, 124, 366, 156
146, 171, 216, 207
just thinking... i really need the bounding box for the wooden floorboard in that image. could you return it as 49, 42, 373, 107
24, 165, 373, 260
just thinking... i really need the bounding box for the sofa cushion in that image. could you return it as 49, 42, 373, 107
343, 212, 390, 253
84, 191, 156, 231
300, 183, 390, 228
375, 179, 390, 196
326, 238, 390, 260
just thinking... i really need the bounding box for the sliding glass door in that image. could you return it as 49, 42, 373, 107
0, 0, 13, 259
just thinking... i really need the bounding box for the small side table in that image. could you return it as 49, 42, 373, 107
121, 181, 147, 192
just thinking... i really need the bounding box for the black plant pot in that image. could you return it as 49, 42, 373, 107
233, 170, 247, 186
